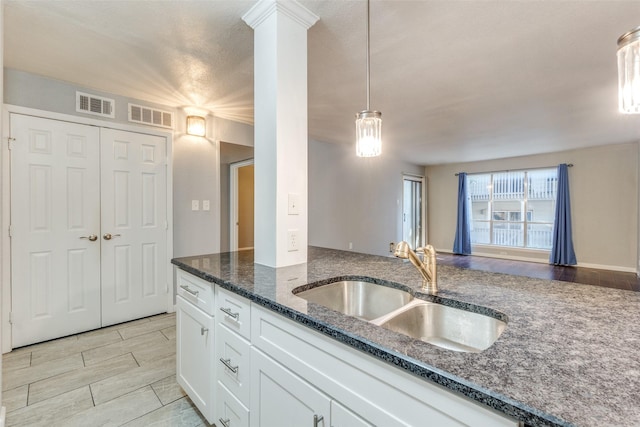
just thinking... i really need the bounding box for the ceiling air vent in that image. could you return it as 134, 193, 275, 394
76, 91, 115, 118
128, 104, 174, 129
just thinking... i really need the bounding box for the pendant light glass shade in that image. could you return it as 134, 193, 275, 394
617, 27, 640, 113
355, 0, 382, 157
356, 110, 382, 157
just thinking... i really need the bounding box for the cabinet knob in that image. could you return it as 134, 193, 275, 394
200, 327, 208, 336
219, 419, 231, 427
313, 414, 324, 427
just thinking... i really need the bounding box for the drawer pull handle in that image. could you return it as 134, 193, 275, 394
220, 357, 239, 373
313, 414, 324, 427
220, 307, 240, 320
219, 419, 231, 427
180, 285, 199, 297
201, 327, 208, 336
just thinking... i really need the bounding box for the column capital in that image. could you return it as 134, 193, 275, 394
242, 0, 319, 30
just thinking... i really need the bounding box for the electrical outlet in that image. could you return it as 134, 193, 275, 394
191, 200, 199, 211
202, 200, 210, 211
287, 229, 299, 252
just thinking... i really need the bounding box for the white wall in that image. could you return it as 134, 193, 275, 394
309, 139, 424, 257
173, 114, 254, 257
426, 142, 639, 271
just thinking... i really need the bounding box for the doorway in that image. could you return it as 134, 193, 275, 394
402, 174, 426, 250
230, 159, 255, 251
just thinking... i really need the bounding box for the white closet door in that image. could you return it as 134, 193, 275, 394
10, 114, 101, 347
100, 128, 168, 326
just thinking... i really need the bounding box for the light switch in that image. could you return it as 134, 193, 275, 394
288, 193, 300, 215
202, 200, 210, 211
191, 200, 199, 211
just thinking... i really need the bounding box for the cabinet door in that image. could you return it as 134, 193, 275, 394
176, 296, 215, 423
251, 347, 330, 427
10, 114, 102, 347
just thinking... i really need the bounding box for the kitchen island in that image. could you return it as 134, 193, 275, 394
172, 246, 640, 427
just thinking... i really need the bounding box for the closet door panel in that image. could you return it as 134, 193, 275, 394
100, 128, 168, 326
10, 114, 101, 347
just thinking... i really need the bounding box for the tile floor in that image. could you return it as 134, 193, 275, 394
3, 255, 637, 426
2, 312, 212, 427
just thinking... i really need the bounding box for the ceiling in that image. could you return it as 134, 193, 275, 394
5, 0, 640, 165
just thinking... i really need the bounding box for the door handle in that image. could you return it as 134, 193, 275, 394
103, 233, 121, 240
79, 235, 98, 241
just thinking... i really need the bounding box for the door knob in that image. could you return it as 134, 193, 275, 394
103, 233, 121, 240
79, 235, 98, 241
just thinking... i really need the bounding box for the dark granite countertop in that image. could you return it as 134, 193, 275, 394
171, 246, 640, 427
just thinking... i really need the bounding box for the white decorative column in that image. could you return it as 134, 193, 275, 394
243, 0, 319, 267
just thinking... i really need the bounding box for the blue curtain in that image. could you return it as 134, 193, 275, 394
549, 163, 577, 265
453, 172, 471, 255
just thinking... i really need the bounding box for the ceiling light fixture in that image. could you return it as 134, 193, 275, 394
617, 26, 640, 113
355, 0, 382, 157
186, 115, 206, 136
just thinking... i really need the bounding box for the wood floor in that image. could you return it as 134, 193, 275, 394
3, 255, 637, 426
2, 312, 212, 427
437, 253, 640, 292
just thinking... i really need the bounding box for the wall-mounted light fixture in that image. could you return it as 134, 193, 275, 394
617, 27, 640, 113
355, 0, 382, 157
186, 115, 206, 136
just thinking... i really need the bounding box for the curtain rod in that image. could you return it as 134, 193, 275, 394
455, 164, 573, 176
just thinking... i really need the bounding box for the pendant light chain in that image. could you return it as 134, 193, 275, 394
366, 0, 370, 111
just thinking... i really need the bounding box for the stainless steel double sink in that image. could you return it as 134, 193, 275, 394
293, 280, 506, 353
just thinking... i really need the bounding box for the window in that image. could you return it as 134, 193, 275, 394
469, 169, 557, 250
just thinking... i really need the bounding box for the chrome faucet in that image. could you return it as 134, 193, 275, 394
394, 241, 437, 294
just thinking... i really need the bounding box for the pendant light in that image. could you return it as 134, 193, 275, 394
617, 26, 640, 113
355, 0, 382, 157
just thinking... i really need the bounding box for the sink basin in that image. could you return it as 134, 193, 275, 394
377, 300, 506, 352
294, 280, 413, 321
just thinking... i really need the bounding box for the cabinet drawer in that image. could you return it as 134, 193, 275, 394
176, 269, 215, 315
216, 287, 251, 340
217, 382, 249, 427
217, 323, 251, 407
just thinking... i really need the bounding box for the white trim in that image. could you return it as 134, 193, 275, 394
1, 104, 174, 353
230, 159, 254, 252
0, 406, 5, 427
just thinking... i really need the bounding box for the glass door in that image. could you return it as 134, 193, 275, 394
402, 175, 425, 250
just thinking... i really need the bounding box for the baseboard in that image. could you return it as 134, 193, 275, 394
0, 406, 6, 427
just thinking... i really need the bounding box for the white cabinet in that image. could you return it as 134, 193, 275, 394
251, 347, 330, 427
215, 286, 252, 427
174, 269, 519, 427
176, 270, 216, 423
331, 401, 373, 427
251, 304, 519, 427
